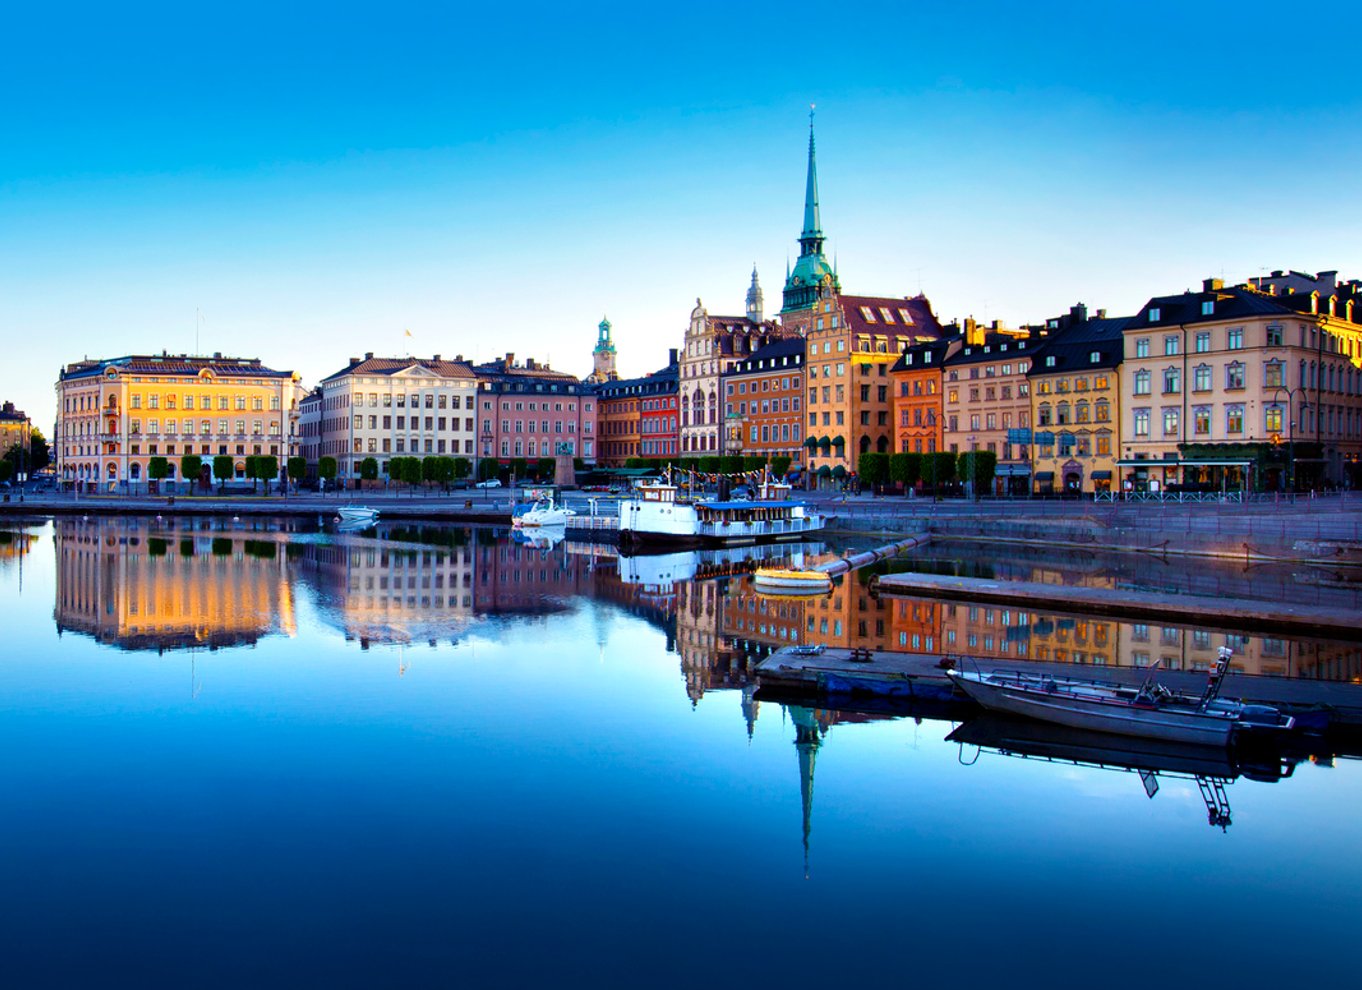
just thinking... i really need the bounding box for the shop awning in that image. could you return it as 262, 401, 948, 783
1090, 470, 1112, 480
816, 465, 832, 478
994, 464, 1032, 477
1034, 471, 1054, 482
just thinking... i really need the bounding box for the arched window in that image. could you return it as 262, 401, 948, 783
129, 463, 141, 481
1057, 402, 1071, 425
860, 435, 871, 454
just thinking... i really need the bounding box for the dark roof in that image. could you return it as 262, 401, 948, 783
1130, 286, 1303, 329
944, 331, 1046, 368
321, 355, 477, 383
60, 355, 296, 381
891, 334, 961, 373
0, 401, 26, 422
840, 294, 945, 340
595, 364, 680, 399
1026, 316, 1133, 376
728, 337, 805, 376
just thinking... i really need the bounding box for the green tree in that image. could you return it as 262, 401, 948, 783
509, 458, 529, 482
890, 452, 922, 489
402, 457, 425, 490
698, 456, 720, 475
0, 461, 11, 483
959, 450, 998, 495
359, 456, 378, 490
535, 457, 555, 480
477, 458, 501, 482
244, 455, 259, 492
147, 456, 169, 492
212, 455, 234, 492
719, 455, 744, 474
922, 451, 956, 494
770, 455, 792, 478
255, 455, 279, 494
180, 454, 204, 492
422, 455, 441, 486
452, 457, 472, 481
318, 456, 337, 491
858, 452, 890, 487
286, 457, 306, 490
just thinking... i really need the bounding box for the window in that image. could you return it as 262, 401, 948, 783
1134, 409, 1150, 437
1225, 362, 1245, 389
1266, 324, 1284, 347
1227, 328, 1244, 350
1264, 361, 1284, 388
1133, 369, 1151, 395
1193, 364, 1212, 392
1164, 335, 1180, 356
1194, 331, 1211, 353
1200, 300, 1214, 316
1148, 308, 1161, 322
1162, 408, 1179, 437
1162, 368, 1180, 394
1265, 405, 1283, 434
1226, 404, 1244, 433
1193, 406, 1211, 435
1135, 338, 1150, 358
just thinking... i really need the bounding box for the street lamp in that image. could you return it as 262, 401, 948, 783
1270, 386, 1309, 493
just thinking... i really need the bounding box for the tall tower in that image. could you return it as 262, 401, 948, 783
746, 266, 764, 324
589, 316, 618, 383
782, 108, 840, 314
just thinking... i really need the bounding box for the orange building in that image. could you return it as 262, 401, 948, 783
596, 359, 679, 466
723, 338, 805, 471
891, 336, 958, 456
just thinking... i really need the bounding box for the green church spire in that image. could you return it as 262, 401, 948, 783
782, 105, 840, 314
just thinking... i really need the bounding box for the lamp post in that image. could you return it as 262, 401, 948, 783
1270, 385, 1308, 493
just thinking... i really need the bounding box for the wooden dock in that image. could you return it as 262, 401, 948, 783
755, 645, 1362, 728
872, 571, 1362, 640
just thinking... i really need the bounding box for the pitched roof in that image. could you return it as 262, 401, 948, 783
1026, 317, 1133, 376
840, 294, 945, 340
944, 331, 1046, 368
321, 355, 477, 383
60, 355, 296, 381
1131, 286, 1301, 329
890, 334, 961, 373
729, 337, 805, 375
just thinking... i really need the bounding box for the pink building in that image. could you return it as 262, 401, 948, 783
473, 353, 597, 465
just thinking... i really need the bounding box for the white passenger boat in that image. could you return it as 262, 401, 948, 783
946, 650, 1293, 747
512, 494, 576, 529
752, 567, 833, 594
336, 506, 380, 525
619, 482, 825, 549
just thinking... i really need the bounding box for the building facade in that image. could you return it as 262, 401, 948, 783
596, 355, 679, 465
55, 353, 303, 491
473, 353, 596, 465
891, 336, 958, 456
318, 353, 479, 483
586, 317, 618, 384
678, 290, 785, 456
1027, 308, 1129, 495
723, 337, 805, 471
1119, 276, 1362, 492
942, 324, 1042, 495
0, 400, 29, 466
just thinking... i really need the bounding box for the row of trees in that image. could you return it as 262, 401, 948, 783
856, 450, 998, 490
147, 454, 282, 492
620, 455, 794, 477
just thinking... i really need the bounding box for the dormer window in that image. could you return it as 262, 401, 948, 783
1201, 300, 1214, 316
1149, 307, 1161, 322
1090, 351, 1101, 363
861, 307, 875, 322
1045, 356, 1056, 367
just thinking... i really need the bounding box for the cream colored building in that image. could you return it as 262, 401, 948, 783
318, 354, 480, 483
1120, 276, 1362, 492
55, 353, 303, 491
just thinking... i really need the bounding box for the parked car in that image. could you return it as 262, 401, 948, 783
475, 478, 503, 488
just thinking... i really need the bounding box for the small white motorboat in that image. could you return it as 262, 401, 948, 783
946, 649, 1293, 748
513, 495, 576, 529
752, 567, 833, 594
336, 505, 380, 525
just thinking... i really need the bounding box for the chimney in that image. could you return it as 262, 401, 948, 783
455, 354, 463, 362
1096, 308, 1107, 319
349, 357, 360, 365
1071, 302, 1088, 323
669, 347, 679, 366
213, 351, 222, 359
964, 316, 984, 346
365, 351, 374, 360
505, 352, 515, 367
432, 354, 440, 362
526, 358, 538, 371
1203, 278, 1224, 293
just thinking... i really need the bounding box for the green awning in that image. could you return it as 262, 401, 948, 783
832, 465, 848, 478
816, 465, 832, 478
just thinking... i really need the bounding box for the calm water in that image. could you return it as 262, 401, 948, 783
0, 517, 1359, 987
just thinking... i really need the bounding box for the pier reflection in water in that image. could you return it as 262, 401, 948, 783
0, 516, 1360, 985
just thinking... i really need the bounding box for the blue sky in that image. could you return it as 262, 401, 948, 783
3, 0, 1360, 428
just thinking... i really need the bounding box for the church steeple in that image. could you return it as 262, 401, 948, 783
782, 106, 840, 314
746, 266, 764, 324
588, 316, 618, 383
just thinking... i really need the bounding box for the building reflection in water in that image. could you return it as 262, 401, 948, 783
53, 517, 297, 651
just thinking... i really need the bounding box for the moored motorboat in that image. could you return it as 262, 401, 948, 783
946, 649, 1293, 747
336, 505, 380, 524
619, 481, 825, 548
753, 567, 832, 594
513, 494, 576, 529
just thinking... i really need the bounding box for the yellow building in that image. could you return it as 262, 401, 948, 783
0, 400, 28, 465
56, 353, 304, 492
1026, 309, 1129, 495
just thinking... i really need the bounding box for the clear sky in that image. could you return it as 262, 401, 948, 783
3, 0, 1360, 429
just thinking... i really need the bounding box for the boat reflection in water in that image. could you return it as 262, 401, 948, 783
948, 713, 1304, 830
